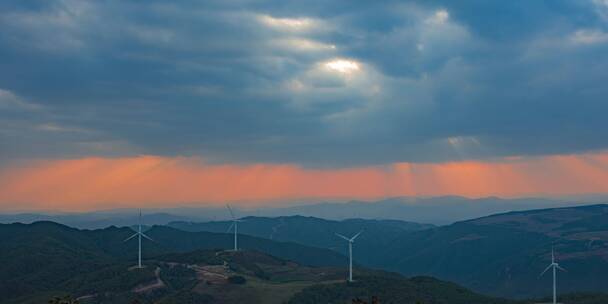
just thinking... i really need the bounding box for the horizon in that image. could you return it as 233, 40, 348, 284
1, 193, 606, 214
2, 196, 606, 228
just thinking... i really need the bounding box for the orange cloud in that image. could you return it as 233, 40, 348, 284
1, 153, 608, 211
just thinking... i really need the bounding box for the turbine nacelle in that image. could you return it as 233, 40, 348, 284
123, 231, 153, 242
335, 230, 363, 243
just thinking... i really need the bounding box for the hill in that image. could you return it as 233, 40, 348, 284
168, 205, 608, 298
145, 225, 347, 267
168, 215, 432, 254
0, 221, 346, 303
2, 219, 608, 303
2, 247, 526, 304
368, 204, 608, 298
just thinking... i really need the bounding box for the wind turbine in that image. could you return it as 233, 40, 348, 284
335, 230, 363, 282
226, 205, 242, 251
124, 210, 153, 269
540, 248, 566, 304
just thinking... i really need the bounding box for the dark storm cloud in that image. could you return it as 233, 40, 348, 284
1, 0, 608, 166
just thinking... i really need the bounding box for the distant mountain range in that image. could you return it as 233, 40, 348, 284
2, 196, 601, 228
260, 196, 583, 224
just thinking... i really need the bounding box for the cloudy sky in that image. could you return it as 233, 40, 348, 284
1, 0, 608, 211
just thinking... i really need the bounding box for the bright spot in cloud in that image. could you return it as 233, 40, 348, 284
426, 9, 449, 25
570, 29, 608, 45
258, 15, 317, 31
324, 59, 361, 74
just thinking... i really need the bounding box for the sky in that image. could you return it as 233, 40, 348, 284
1, 0, 608, 211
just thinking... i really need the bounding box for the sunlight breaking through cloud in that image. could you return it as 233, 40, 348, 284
324, 59, 361, 74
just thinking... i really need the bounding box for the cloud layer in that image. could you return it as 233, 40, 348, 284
1, 1, 608, 167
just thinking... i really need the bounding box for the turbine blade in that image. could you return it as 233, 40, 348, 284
123, 233, 138, 242
226, 204, 235, 219
141, 232, 153, 242
540, 264, 552, 277
557, 265, 567, 272
227, 222, 235, 233
350, 230, 364, 242
335, 233, 350, 241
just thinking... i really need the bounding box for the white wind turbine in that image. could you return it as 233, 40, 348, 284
124, 210, 153, 269
226, 205, 242, 251
540, 248, 566, 304
335, 230, 363, 282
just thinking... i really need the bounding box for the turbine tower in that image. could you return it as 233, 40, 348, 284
124, 210, 153, 269
335, 230, 363, 282
226, 205, 241, 251
540, 248, 566, 304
